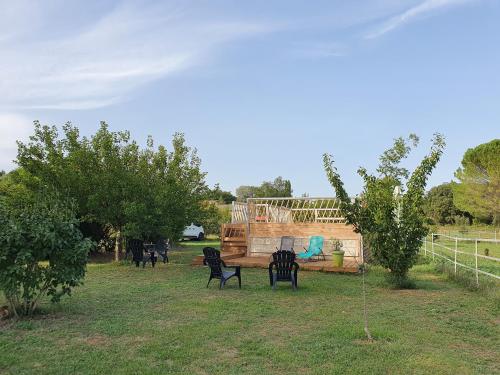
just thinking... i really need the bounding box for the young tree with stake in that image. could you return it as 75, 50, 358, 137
323, 134, 445, 287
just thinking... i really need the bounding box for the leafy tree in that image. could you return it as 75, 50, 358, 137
324, 134, 445, 287
423, 183, 469, 225
0, 168, 37, 206
15, 122, 207, 260
195, 201, 231, 236
207, 184, 236, 204
157, 132, 208, 241
236, 176, 292, 201
236, 185, 260, 201
256, 176, 292, 198
0, 192, 93, 317
452, 139, 500, 224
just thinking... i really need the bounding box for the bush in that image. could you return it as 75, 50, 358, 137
0, 193, 93, 317
453, 215, 470, 226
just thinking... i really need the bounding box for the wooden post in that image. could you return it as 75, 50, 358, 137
245, 199, 252, 257
424, 236, 427, 256
454, 237, 458, 274
220, 223, 225, 252
431, 233, 435, 260
475, 239, 479, 287
359, 234, 364, 265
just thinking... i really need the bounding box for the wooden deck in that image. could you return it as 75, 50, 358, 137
192, 254, 360, 273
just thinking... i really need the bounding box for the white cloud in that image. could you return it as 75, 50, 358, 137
0, 113, 34, 172
0, 0, 481, 115
365, 0, 475, 39
0, 1, 275, 111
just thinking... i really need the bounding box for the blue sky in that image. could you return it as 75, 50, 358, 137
1, 0, 499, 196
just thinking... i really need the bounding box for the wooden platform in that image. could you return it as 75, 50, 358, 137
192, 254, 360, 273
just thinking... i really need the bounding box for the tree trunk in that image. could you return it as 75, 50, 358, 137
114, 229, 122, 262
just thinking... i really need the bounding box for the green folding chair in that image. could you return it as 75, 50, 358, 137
297, 236, 325, 261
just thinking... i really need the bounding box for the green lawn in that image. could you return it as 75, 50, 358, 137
1, 241, 499, 375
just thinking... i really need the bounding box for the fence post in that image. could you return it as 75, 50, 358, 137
424, 236, 427, 256
475, 239, 479, 287
431, 233, 435, 260
454, 237, 458, 274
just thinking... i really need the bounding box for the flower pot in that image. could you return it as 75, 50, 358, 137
332, 250, 345, 267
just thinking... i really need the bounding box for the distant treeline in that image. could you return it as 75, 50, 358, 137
423, 139, 499, 226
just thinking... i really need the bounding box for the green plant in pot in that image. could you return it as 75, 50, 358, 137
332, 239, 344, 267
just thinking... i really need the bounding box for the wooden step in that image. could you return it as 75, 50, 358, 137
223, 237, 246, 242
223, 245, 247, 251
222, 241, 246, 247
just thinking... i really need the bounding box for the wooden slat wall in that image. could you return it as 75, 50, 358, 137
247, 222, 362, 259
249, 223, 360, 240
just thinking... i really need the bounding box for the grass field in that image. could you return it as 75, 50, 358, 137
1, 240, 499, 375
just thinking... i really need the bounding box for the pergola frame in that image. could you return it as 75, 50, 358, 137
232, 197, 346, 224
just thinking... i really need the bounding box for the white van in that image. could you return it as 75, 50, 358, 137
182, 223, 205, 241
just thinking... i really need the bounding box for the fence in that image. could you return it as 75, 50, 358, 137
435, 229, 499, 241
422, 233, 500, 286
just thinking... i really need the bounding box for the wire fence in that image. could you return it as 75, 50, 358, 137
434, 228, 499, 241
422, 233, 500, 286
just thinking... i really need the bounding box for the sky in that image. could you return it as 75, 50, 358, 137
1, 0, 499, 196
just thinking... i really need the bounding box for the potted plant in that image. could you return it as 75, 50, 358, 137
332, 239, 344, 267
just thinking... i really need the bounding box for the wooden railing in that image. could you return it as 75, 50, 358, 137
231, 202, 248, 223
221, 223, 247, 254
222, 223, 246, 241
246, 197, 346, 224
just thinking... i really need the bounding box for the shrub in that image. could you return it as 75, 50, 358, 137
0, 193, 93, 317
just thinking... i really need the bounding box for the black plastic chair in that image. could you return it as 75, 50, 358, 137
155, 238, 169, 263
143, 243, 158, 268
203, 247, 241, 289
277, 236, 295, 252
269, 250, 299, 290
127, 239, 145, 267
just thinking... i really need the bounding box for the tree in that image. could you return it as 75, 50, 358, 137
236, 185, 260, 201
132, 130, 206, 243
0, 191, 93, 317
195, 201, 231, 236
324, 134, 445, 286
256, 176, 292, 198
207, 184, 236, 204
0, 168, 37, 207
423, 183, 469, 225
452, 139, 500, 224
15, 122, 207, 260
236, 176, 293, 201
